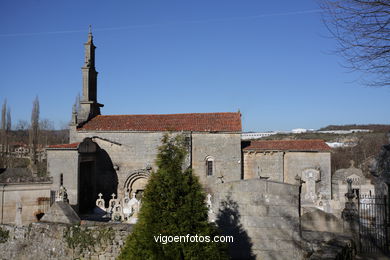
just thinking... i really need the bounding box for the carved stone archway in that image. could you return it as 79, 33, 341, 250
123, 169, 151, 200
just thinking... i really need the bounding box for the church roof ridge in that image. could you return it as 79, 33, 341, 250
95, 111, 240, 117
77, 112, 242, 132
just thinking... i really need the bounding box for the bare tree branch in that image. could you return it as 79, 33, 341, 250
321, 0, 390, 86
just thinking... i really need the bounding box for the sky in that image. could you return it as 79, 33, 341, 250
1, 1, 389, 132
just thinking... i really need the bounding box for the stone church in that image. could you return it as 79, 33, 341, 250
2, 31, 354, 259
46, 31, 242, 213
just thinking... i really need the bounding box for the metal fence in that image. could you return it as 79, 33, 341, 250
358, 195, 389, 253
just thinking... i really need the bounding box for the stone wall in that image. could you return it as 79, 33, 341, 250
47, 149, 79, 205
68, 131, 241, 193
284, 152, 331, 199
0, 182, 52, 225
0, 222, 132, 260
210, 179, 304, 260
243, 151, 284, 181
242, 151, 331, 202
191, 133, 242, 189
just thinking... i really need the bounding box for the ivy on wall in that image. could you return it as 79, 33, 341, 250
63, 225, 114, 253
0, 227, 9, 243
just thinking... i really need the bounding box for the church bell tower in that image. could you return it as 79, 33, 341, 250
77, 26, 104, 124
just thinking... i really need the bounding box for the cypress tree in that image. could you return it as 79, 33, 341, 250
119, 134, 228, 260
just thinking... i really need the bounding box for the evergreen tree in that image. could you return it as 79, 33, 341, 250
119, 134, 228, 260
29, 96, 39, 165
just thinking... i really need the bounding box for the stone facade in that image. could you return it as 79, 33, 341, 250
48, 130, 241, 211
47, 149, 79, 205
284, 152, 331, 200
0, 182, 51, 225
243, 140, 332, 202
243, 151, 284, 181
191, 133, 242, 189
210, 179, 304, 260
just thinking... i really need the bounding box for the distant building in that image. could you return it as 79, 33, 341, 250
291, 128, 308, 134
325, 142, 357, 148
317, 129, 372, 134
241, 132, 277, 140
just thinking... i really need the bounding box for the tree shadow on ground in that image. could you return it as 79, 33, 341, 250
215, 194, 255, 260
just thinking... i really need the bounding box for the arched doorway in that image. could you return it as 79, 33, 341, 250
78, 138, 118, 213
123, 169, 150, 200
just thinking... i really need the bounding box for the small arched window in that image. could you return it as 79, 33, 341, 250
206, 156, 214, 176
60, 173, 63, 186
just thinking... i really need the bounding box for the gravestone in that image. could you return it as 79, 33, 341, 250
302, 168, 321, 204
111, 204, 124, 221
206, 193, 215, 222
128, 193, 140, 224
108, 193, 119, 213
96, 193, 106, 211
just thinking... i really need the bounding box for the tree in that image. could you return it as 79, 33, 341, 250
15, 120, 29, 131
1, 100, 6, 152
119, 134, 228, 260
0, 100, 11, 167
0, 100, 7, 167
6, 108, 11, 134
321, 0, 390, 86
39, 118, 54, 146
29, 96, 39, 165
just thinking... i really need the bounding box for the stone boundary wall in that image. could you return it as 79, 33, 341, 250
211, 179, 304, 260
0, 222, 132, 260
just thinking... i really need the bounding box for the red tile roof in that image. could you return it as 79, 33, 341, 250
244, 139, 331, 152
47, 142, 80, 149
77, 113, 242, 132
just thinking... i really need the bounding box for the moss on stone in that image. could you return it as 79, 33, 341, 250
0, 226, 9, 243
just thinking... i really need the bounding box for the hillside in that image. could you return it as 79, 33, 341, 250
319, 124, 390, 133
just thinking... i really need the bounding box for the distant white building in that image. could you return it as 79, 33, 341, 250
317, 129, 372, 134
241, 132, 277, 140
325, 142, 357, 148
291, 128, 306, 134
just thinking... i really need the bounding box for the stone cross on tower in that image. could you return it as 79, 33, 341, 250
77, 25, 104, 124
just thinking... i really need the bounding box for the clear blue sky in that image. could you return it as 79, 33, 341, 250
1, 1, 389, 131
